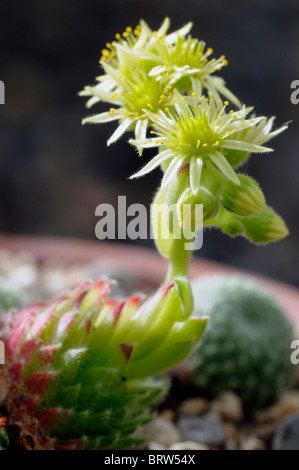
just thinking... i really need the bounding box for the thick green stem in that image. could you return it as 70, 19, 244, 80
166, 235, 192, 281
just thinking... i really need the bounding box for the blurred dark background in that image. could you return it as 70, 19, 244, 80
0, 0, 298, 286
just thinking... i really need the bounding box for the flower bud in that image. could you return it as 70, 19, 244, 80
221, 174, 266, 216
177, 186, 219, 229
151, 186, 174, 259
242, 207, 289, 244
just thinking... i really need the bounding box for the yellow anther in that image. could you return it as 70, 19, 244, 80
134, 29, 140, 36
204, 59, 208, 64
179, 141, 183, 146
217, 100, 222, 104
161, 140, 164, 145
233, 114, 237, 119
138, 59, 143, 64
112, 93, 118, 98
136, 24, 141, 30
182, 98, 186, 102
217, 66, 223, 70
147, 104, 152, 108
169, 92, 173, 97
101, 49, 110, 56
210, 94, 215, 99
197, 140, 201, 146
203, 143, 208, 147
201, 95, 206, 100
232, 129, 237, 133
221, 55, 226, 60
124, 111, 128, 116
110, 108, 115, 115
153, 123, 157, 127
126, 26, 132, 32
165, 107, 169, 112
150, 131, 155, 134
115, 33, 121, 39
199, 52, 203, 57
223, 59, 228, 66
106, 43, 112, 48
160, 95, 166, 100
172, 143, 176, 148
152, 31, 157, 36
171, 100, 176, 104
230, 110, 234, 114
207, 48, 213, 55
142, 114, 147, 119
215, 141, 220, 146
227, 131, 231, 135
154, 117, 158, 121
167, 69, 172, 73
167, 85, 172, 90
155, 140, 159, 144
123, 31, 129, 38
211, 58, 216, 63
224, 101, 229, 106
192, 92, 197, 97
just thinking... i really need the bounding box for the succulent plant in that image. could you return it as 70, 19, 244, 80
0, 277, 206, 450
185, 275, 295, 412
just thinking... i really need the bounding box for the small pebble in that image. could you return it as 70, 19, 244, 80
178, 398, 208, 415
254, 390, 299, 424
240, 435, 266, 450
144, 417, 182, 447
211, 392, 243, 423
159, 409, 175, 421
177, 413, 225, 447
272, 412, 299, 450
168, 441, 208, 450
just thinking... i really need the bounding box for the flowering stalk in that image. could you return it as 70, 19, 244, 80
81, 17, 289, 286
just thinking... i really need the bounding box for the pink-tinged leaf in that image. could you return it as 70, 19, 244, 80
9, 362, 22, 381
127, 295, 140, 307
112, 301, 125, 324
72, 280, 92, 298
25, 371, 55, 396
14, 308, 37, 329
36, 408, 60, 433
5, 328, 25, 361
120, 343, 133, 363
57, 310, 77, 337
20, 339, 43, 362
29, 307, 54, 337
161, 282, 175, 297
39, 344, 60, 366
97, 281, 114, 305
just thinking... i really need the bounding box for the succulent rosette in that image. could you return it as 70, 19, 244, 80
0, 277, 206, 450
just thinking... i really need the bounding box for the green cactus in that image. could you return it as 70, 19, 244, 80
186, 275, 295, 412
0, 277, 206, 450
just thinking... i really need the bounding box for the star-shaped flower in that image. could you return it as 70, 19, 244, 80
129, 90, 286, 193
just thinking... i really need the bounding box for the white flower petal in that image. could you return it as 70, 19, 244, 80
164, 22, 193, 45
161, 157, 184, 188
221, 140, 273, 153
130, 149, 173, 179
107, 118, 133, 146
156, 17, 170, 37
191, 77, 202, 97
135, 118, 148, 155
82, 111, 123, 124
190, 157, 203, 193
209, 151, 240, 185
129, 138, 163, 149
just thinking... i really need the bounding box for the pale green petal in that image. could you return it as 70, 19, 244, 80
221, 140, 273, 153
107, 118, 133, 146
82, 111, 123, 124
190, 157, 202, 193
164, 22, 193, 45
130, 149, 173, 179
